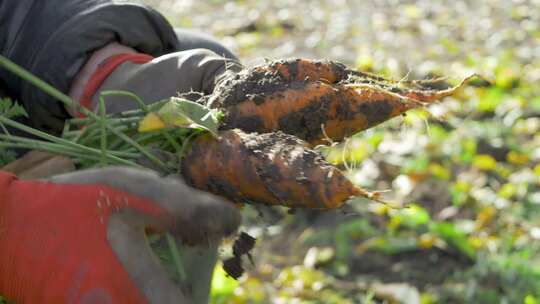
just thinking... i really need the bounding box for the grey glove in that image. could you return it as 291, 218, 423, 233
71, 47, 243, 304
89, 48, 242, 113
49, 167, 241, 304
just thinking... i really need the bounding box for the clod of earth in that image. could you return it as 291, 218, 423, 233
223, 232, 257, 279
181, 129, 379, 209
204, 58, 475, 145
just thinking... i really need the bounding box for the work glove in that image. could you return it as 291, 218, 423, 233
0, 167, 241, 304
58, 44, 243, 304
73, 47, 242, 115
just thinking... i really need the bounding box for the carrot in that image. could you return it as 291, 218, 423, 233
249, 58, 395, 84
206, 59, 474, 145
181, 129, 368, 209
252, 58, 349, 83
207, 59, 349, 109
217, 79, 471, 145
207, 59, 348, 109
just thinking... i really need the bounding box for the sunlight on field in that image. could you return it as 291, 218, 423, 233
139, 0, 540, 302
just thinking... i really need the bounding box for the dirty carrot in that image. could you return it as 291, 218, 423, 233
181, 129, 367, 209
205, 59, 475, 145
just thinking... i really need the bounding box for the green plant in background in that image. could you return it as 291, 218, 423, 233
210, 262, 240, 303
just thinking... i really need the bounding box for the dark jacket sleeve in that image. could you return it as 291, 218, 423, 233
0, 0, 180, 134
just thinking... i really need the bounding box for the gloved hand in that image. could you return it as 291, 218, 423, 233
0, 167, 241, 304
69, 43, 243, 116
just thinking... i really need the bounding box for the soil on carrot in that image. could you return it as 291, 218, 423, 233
208, 59, 350, 108
207, 59, 473, 145
181, 129, 360, 209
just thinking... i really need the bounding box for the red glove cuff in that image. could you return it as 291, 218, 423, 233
77, 53, 154, 118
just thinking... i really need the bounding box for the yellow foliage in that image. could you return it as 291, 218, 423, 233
476, 206, 497, 229
417, 233, 436, 249
534, 164, 540, 177
507, 151, 529, 165
138, 113, 166, 132
472, 154, 497, 170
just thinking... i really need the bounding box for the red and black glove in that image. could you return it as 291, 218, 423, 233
0, 167, 240, 304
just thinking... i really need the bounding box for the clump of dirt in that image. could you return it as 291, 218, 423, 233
223, 232, 257, 279
207, 64, 289, 109
208, 58, 352, 108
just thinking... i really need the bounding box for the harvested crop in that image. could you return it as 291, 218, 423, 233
251, 58, 351, 83
205, 58, 474, 145
181, 129, 375, 209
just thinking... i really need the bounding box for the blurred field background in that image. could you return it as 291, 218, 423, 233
142, 1, 540, 303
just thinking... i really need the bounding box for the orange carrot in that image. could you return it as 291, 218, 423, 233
218, 80, 470, 145
181, 129, 364, 209
252, 58, 348, 83
207, 59, 474, 145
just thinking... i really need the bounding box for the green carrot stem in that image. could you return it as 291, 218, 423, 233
68, 116, 142, 126
66, 125, 132, 145
0, 117, 139, 167
0, 142, 116, 164
100, 90, 149, 111
0, 55, 166, 170
0, 55, 77, 110
98, 92, 181, 153
0, 141, 78, 157
165, 233, 187, 282
98, 96, 108, 166
109, 128, 168, 169
160, 131, 182, 154
177, 130, 201, 171
0, 134, 141, 161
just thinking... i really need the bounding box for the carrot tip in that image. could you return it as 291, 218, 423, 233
351, 187, 409, 209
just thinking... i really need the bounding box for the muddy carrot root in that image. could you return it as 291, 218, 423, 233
209, 58, 443, 108
181, 129, 363, 209
251, 58, 402, 85
252, 58, 350, 83
397, 74, 478, 102
207, 58, 474, 145
208, 58, 354, 109
218, 81, 428, 145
